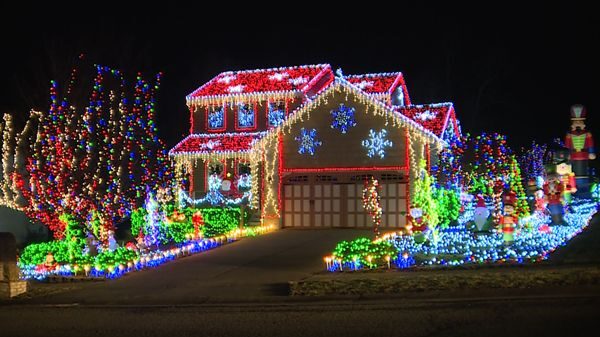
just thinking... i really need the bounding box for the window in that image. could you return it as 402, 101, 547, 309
238, 162, 251, 175
237, 103, 255, 129
268, 101, 286, 127
207, 161, 224, 176
207, 105, 225, 130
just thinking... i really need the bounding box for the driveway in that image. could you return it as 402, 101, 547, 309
22, 229, 371, 304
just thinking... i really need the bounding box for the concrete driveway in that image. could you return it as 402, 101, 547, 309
23, 229, 371, 304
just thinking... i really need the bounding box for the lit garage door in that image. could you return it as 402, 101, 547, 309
283, 174, 407, 228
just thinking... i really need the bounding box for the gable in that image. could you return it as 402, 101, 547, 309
281, 88, 408, 170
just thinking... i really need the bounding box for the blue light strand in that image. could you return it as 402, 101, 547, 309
327, 199, 597, 271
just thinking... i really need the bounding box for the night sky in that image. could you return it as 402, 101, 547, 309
1, 4, 597, 151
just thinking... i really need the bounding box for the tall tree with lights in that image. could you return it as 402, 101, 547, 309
362, 177, 382, 238
19, 57, 172, 239
412, 159, 440, 242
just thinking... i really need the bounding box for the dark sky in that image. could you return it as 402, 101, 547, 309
1, 4, 597, 150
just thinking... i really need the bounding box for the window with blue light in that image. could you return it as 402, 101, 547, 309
237, 103, 255, 128
268, 101, 286, 127
208, 105, 225, 130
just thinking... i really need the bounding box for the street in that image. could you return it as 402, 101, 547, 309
2, 292, 599, 337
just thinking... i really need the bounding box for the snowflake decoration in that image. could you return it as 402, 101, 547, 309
268, 72, 289, 81
217, 75, 236, 84
362, 129, 393, 159
354, 80, 374, 90
295, 128, 322, 155
208, 107, 224, 129
227, 84, 245, 93
330, 104, 357, 134
200, 140, 221, 150
289, 77, 308, 86
415, 110, 437, 121
268, 102, 285, 126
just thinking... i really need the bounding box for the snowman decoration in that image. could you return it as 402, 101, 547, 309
473, 195, 490, 232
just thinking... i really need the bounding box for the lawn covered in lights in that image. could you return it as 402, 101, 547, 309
326, 199, 597, 271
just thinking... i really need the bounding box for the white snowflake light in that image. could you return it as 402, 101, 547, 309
362, 129, 393, 159
218, 75, 236, 84
415, 110, 437, 121
354, 80, 374, 90
268, 72, 289, 81
227, 85, 245, 93
289, 77, 308, 86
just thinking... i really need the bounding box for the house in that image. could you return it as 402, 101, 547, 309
169, 64, 460, 229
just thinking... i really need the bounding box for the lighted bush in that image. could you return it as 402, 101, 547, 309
200, 207, 245, 238
164, 218, 194, 243
93, 247, 139, 270
333, 237, 398, 267
435, 188, 461, 228
18, 241, 72, 266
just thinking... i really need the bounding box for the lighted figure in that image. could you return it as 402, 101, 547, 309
408, 207, 427, 243
556, 162, 577, 204
473, 195, 491, 232
565, 104, 595, 194
107, 230, 118, 251
44, 252, 56, 269
492, 178, 504, 224
136, 235, 148, 254
192, 211, 204, 237
534, 189, 547, 214
221, 173, 232, 192
84, 234, 98, 256
544, 174, 565, 225
500, 191, 518, 245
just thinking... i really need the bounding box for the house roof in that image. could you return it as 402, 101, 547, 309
169, 132, 266, 157
345, 72, 411, 105
395, 103, 458, 139
186, 64, 333, 104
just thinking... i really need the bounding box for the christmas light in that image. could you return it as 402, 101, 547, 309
362, 129, 393, 159
295, 128, 322, 155
326, 199, 597, 271
16, 59, 171, 238
330, 103, 357, 133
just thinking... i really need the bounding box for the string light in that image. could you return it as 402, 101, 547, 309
327, 199, 597, 271
13, 60, 171, 238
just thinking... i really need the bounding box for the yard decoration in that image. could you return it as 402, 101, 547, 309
500, 191, 518, 245
473, 195, 491, 232
556, 162, 577, 204
362, 176, 382, 238
565, 104, 595, 194
544, 174, 565, 225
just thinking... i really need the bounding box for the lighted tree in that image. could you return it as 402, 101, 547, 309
362, 177, 382, 238
517, 142, 547, 182
508, 155, 530, 217
412, 159, 439, 241
19, 58, 172, 238
435, 133, 529, 220
0, 111, 41, 209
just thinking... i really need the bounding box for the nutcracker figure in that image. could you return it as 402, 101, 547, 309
556, 162, 577, 204
500, 191, 518, 245
565, 104, 595, 194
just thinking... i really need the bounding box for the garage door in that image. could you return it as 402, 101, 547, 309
283, 174, 407, 228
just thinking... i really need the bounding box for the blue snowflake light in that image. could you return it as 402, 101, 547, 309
362, 129, 393, 159
208, 106, 224, 129
268, 101, 285, 127
237, 103, 255, 128
295, 128, 322, 155
330, 103, 357, 133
